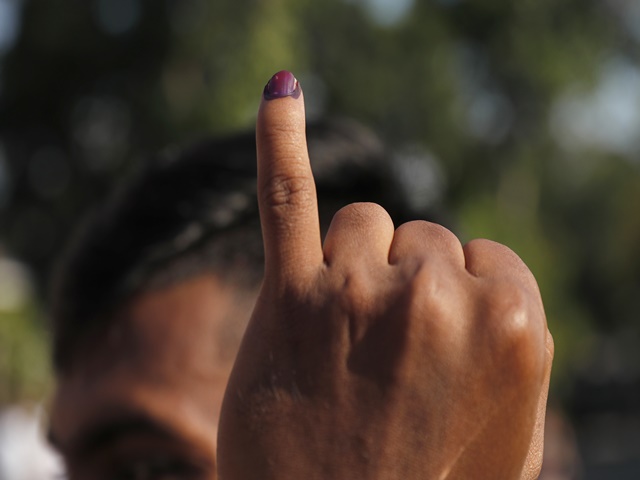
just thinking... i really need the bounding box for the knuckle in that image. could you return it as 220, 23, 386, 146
260, 171, 314, 210
430, 222, 461, 248
409, 259, 441, 298
403, 220, 458, 243
546, 329, 555, 359
466, 237, 499, 251
327, 266, 381, 315
395, 220, 462, 258
466, 237, 510, 255
333, 202, 391, 227
485, 281, 532, 336
486, 282, 535, 346
333, 269, 370, 311
392, 260, 451, 345
483, 281, 544, 371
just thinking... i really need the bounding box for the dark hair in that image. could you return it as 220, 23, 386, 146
51, 118, 425, 373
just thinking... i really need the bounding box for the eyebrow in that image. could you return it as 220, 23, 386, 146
49, 411, 190, 459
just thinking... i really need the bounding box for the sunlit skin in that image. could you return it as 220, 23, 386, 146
50, 72, 553, 479
50, 276, 257, 480
218, 76, 553, 479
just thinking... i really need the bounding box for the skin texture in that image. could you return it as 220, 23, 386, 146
50, 276, 257, 480
217, 80, 554, 479
50, 74, 552, 479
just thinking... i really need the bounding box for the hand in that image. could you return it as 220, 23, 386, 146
217, 71, 554, 479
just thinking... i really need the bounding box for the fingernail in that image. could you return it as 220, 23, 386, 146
263, 70, 300, 100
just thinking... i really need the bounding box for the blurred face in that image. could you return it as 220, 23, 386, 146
49, 275, 257, 480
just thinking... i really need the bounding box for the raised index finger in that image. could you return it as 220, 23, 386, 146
256, 71, 323, 283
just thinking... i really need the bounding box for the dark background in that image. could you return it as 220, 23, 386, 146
0, 0, 639, 477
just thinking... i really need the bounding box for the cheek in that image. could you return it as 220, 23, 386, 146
212, 369, 234, 416
181, 365, 234, 427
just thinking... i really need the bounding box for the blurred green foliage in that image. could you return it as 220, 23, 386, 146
0, 259, 51, 404
0, 0, 639, 404
0, 307, 50, 405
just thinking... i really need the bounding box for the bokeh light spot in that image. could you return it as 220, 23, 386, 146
0, 0, 21, 55
345, 0, 415, 27
71, 96, 131, 172
94, 0, 141, 36
550, 56, 640, 158
392, 147, 445, 211
165, 0, 207, 35
0, 257, 30, 312
28, 147, 71, 199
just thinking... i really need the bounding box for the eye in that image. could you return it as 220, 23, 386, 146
109, 458, 204, 480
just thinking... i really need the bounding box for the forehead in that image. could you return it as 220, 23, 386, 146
69, 275, 243, 380
50, 275, 255, 457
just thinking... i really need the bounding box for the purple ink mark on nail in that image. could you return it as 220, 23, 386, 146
263, 70, 300, 100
